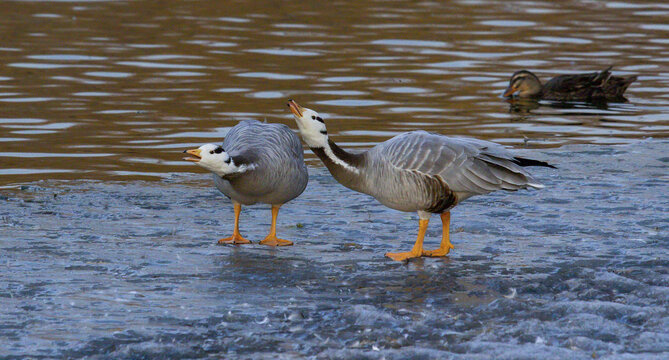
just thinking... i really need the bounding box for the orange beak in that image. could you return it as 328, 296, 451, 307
503, 85, 518, 98
183, 149, 201, 162
287, 99, 304, 117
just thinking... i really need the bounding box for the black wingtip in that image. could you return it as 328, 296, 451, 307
513, 157, 557, 169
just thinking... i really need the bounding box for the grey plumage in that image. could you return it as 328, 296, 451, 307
214, 120, 308, 206
289, 99, 553, 259
321, 131, 548, 214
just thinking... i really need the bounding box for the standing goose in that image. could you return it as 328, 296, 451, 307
287, 100, 554, 261
503, 66, 636, 102
183, 120, 308, 246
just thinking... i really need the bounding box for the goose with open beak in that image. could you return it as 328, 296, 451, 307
183, 120, 308, 246
288, 100, 555, 261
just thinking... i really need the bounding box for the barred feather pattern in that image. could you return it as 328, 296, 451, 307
213, 120, 308, 205
355, 131, 545, 213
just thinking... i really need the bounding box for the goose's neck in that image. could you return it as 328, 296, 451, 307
311, 138, 366, 190
216, 151, 257, 180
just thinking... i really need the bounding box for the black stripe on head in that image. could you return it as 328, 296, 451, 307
319, 129, 327, 135
512, 70, 532, 78
511, 70, 538, 85
214, 146, 224, 154
511, 72, 528, 84
316, 116, 324, 123
224, 156, 231, 164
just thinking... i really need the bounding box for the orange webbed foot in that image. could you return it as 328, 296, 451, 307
218, 234, 251, 245
258, 235, 293, 247
385, 250, 422, 261
422, 242, 454, 257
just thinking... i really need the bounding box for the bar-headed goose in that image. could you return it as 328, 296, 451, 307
184, 120, 308, 246
287, 100, 554, 261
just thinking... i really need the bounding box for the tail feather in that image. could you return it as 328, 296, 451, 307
527, 182, 545, 189
619, 75, 637, 92
604, 74, 637, 98
512, 157, 557, 169
595, 66, 613, 86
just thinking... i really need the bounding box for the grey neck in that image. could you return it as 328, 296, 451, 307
310, 139, 366, 191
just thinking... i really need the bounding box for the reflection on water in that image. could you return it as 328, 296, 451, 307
0, 0, 668, 186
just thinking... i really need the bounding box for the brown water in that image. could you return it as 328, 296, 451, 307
1, 0, 668, 186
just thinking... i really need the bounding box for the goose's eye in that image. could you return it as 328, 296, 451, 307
311, 115, 316, 120
210, 151, 214, 154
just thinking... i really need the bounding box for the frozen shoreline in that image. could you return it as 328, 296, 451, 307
1, 140, 667, 359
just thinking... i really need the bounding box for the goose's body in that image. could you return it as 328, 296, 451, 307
214, 120, 308, 206
184, 120, 308, 246
288, 100, 553, 261
356, 131, 544, 210
504, 66, 636, 102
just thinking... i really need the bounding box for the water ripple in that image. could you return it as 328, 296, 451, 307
84, 71, 134, 78
0, 0, 665, 187
27, 54, 107, 61
116, 61, 206, 69
316, 99, 389, 107
247, 48, 320, 56
371, 39, 449, 47
236, 72, 306, 80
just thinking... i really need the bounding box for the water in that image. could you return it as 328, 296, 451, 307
1, 0, 669, 358
0, 0, 668, 186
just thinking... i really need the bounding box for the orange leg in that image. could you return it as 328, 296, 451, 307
218, 202, 251, 245
423, 211, 454, 257
385, 218, 429, 261
259, 205, 293, 246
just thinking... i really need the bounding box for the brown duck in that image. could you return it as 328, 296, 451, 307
503, 66, 637, 102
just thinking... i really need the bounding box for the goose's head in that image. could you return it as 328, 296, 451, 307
287, 99, 328, 148
183, 143, 233, 176
504, 70, 542, 98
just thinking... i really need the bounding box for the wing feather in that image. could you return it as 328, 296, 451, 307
370, 131, 542, 198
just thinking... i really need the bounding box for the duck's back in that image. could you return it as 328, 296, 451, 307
542, 70, 608, 101
542, 67, 635, 101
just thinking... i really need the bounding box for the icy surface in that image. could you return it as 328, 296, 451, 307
0, 141, 667, 359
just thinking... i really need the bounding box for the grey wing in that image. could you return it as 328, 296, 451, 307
258, 123, 308, 201
222, 120, 265, 154
224, 120, 303, 162
374, 131, 542, 199
223, 120, 307, 201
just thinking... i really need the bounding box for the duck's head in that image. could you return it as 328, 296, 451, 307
504, 70, 542, 98
287, 99, 328, 148
183, 143, 233, 176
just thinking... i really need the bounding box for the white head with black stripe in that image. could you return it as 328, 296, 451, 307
287, 99, 328, 148
183, 144, 237, 177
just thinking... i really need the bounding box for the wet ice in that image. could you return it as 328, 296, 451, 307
0, 141, 668, 359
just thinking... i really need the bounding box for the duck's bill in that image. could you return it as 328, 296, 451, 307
503, 86, 517, 97
183, 149, 201, 162
287, 99, 304, 117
